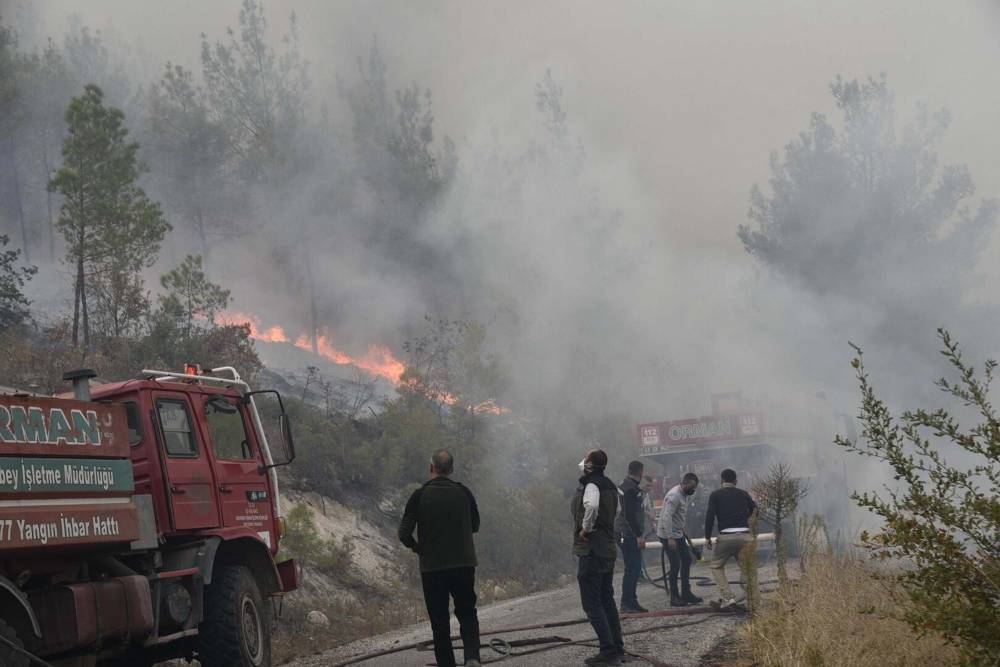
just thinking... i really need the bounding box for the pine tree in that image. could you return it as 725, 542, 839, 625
49, 84, 170, 347
145, 63, 233, 265
158, 255, 231, 337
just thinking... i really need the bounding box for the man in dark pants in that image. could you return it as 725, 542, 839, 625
573, 449, 625, 666
399, 450, 481, 667
615, 460, 647, 613
656, 472, 701, 606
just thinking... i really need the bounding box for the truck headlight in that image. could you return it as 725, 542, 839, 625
164, 582, 193, 626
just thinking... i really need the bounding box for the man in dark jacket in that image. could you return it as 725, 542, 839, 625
615, 460, 647, 613
573, 449, 625, 665
399, 450, 481, 667
704, 468, 757, 609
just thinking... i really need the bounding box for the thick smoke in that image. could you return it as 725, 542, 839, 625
4, 0, 1000, 528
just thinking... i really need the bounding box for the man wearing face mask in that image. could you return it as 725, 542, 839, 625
572, 449, 625, 665
656, 472, 701, 606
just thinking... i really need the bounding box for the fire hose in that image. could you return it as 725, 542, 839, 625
328, 606, 734, 667
641, 532, 778, 593
326, 536, 778, 666
435, 613, 728, 666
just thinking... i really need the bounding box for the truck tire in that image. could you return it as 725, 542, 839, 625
198, 565, 271, 667
0, 618, 30, 667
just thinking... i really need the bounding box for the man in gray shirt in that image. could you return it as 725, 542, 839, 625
656, 472, 701, 606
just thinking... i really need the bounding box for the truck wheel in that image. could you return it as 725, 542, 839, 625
0, 618, 30, 667
198, 565, 271, 667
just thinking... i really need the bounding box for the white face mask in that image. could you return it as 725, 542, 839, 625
578, 458, 587, 473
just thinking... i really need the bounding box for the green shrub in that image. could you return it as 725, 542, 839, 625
836, 330, 1000, 665
280, 502, 356, 583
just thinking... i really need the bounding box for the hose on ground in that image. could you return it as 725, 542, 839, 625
640, 546, 740, 590
450, 613, 729, 666
642, 543, 780, 596
328, 605, 736, 666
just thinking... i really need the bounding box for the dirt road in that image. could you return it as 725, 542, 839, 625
286, 558, 770, 666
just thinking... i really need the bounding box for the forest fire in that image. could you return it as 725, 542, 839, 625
295, 334, 406, 384
217, 311, 406, 384
217, 311, 507, 414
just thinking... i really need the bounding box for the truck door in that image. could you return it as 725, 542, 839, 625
153, 392, 220, 530
201, 395, 274, 549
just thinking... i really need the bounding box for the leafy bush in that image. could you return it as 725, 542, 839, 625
279, 502, 356, 583
835, 330, 999, 665
0, 234, 35, 332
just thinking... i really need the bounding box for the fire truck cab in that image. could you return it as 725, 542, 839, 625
0, 366, 298, 667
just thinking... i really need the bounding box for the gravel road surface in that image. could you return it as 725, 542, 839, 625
286, 557, 773, 667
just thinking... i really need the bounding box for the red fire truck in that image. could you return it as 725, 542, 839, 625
0, 365, 297, 667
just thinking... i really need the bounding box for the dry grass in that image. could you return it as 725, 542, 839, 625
743, 552, 960, 667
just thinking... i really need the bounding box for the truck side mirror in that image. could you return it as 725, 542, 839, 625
245, 390, 296, 470
278, 412, 295, 464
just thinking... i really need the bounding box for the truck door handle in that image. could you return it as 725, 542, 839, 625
219, 484, 233, 494
170, 485, 186, 494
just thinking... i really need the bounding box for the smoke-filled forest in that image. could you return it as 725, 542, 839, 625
0, 1, 998, 665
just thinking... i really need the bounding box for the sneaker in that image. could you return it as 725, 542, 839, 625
719, 597, 737, 610
619, 603, 648, 614
584, 651, 623, 665
681, 591, 703, 604
669, 597, 689, 607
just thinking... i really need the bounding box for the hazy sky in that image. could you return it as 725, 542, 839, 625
17, 0, 1000, 268
7, 1, 992, 528
6, 0, 1000, 420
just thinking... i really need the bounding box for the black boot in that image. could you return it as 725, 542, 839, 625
682, 590, 703, 605
669, 589, 688, 607
584, 650, 623, 665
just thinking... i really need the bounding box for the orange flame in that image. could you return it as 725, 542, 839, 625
293, 334, 406, 384
217, 311, 508, 413
217, 311, 405, 384
471, 399, 508, 415
216, 311, 290, 343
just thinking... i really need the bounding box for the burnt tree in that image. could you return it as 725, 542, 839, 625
753, 462, 808, 585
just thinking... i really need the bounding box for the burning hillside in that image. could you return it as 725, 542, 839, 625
217, 311, 508, 415
217, 311, 406, 385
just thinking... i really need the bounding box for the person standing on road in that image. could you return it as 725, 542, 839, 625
399, 450, 482, 667
573, 449, 625, 666
656, 472, 702, 607
704, 468, 757, 609
615, 460, 648, 613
